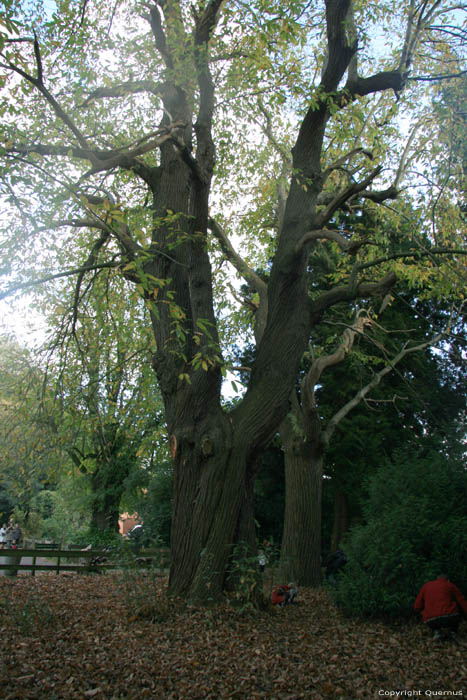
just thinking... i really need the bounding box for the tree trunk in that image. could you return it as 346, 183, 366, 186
331, 486, 350, 552
165, 406, 247, 599
90, 459, 127, 533
90, 507, 120, 533
279, 413, 323, 586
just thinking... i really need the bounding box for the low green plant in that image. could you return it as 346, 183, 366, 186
2, 595, 55, 635
116, 556, 169, 622
73, 528, 123, 550
227, 542, 264, 613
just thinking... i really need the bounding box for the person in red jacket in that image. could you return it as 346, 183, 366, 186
271, 583, 298, 607
414, 574, 467, 640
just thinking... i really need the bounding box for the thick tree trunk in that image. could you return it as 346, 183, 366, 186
331, 486, 350, 551
279, 413, 323, 586
167, 407, 257, 600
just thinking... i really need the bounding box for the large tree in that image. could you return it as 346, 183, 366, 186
0, 0, 465, 601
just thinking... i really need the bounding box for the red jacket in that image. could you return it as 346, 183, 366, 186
414, 577, 467, 622
272, 585, 291, 605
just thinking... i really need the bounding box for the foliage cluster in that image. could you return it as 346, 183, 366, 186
332, 448, 467, 618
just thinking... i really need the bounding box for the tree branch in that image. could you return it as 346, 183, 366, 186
311, 271, 397, 325
79, 80, 164, 107
6, 122, 184, 176
322, 148, 374, 182
209, 218, 267, 297
1, 48, 91, 151
302, 309, 372, 417
315, 165, 383, 227
0, 262, 120, 301
358, 247, 467, 272
295, 228, 373, 256
322, 332, 444, 445
194, 0, 224, 45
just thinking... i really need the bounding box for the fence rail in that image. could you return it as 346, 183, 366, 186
0, 547, 171, 577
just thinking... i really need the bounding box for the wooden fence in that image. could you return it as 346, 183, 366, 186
0, 547, 171, 577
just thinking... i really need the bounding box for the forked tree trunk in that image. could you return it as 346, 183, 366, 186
167, 408, 260, 601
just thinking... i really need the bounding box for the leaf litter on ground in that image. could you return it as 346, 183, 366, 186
0, 573, 465, 699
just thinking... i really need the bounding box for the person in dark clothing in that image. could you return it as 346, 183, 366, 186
414, 574, 467, 640
325, 550, 347, 579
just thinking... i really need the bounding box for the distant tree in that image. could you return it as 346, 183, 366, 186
47, 271, 164, 533
0, 336, 62, 519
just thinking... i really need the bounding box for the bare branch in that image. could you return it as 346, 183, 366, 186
358, 247, 467, 272
209, 216, 268, 342
315, 165, 383, 226
322, 148, 374, 181
79, 80, 164, 107
407, 69, 467, 82
32, 30, 43, 85
71, 228, 111, 334
0, 262, 120, 301
1, 46, 91, 150
302, 309, 372, 415
208, 217, 267, 298
322, 332, 444, 445
194, 0, 225, 45
311, 271, 397, 325
147, 3, 173, 68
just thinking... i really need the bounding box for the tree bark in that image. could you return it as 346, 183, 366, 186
279, 409, 323, 586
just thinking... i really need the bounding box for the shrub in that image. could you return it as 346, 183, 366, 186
332, 448, 467, 619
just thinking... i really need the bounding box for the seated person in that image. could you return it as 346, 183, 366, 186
272, 583, 298, 607
414, 573, 467, 640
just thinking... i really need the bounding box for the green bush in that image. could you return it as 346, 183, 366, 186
73, 527, 123, 550
136, 464, 173, 546
332, 448, 467, 619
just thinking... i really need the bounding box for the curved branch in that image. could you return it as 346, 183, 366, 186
209, 217, 268, 343
295, 228, 372, 255
322, 148, 374, 181
1, 50, 91, 151
209, 218, 267, 298
302, 309, 372, 416
358, 247, 467, 272
311, 271, 397, 325
315, 165, 383, 226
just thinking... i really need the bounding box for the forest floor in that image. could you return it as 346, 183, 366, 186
0, 572, 465, 700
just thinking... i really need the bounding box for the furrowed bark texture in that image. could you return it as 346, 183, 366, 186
279, 412, 324, 586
